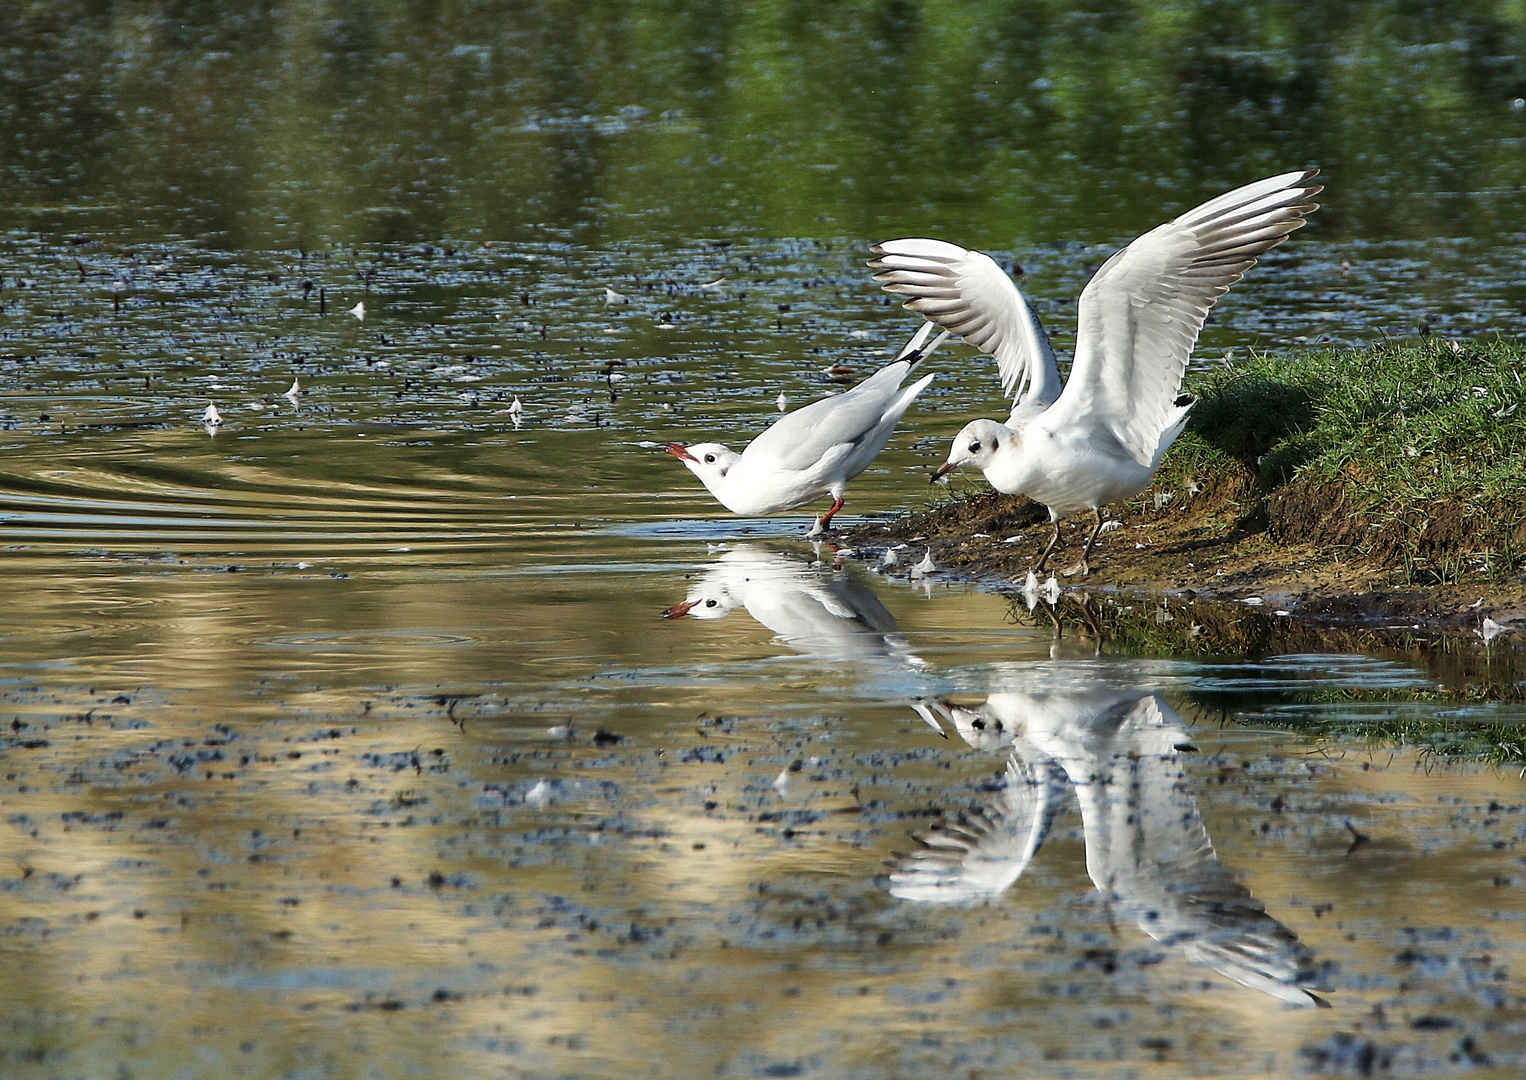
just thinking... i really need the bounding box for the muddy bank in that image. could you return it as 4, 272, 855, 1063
842, 481, 1526, 636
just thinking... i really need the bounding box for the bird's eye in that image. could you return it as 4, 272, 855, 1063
703, 453, 716, 464
704, 598, 718, 607
967, 441, 981, 453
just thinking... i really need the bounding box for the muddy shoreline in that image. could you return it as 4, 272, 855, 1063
841, 487, 1526, 639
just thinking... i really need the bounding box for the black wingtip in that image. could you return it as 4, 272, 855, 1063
1174, 393, 1197, 408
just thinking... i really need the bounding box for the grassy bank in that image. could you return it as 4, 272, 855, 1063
1005, 592, 1526, 763
1166, 337, 1526, 583
852, 338, 1526, 599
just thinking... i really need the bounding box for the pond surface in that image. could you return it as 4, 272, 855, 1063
3, 2, 1526, 1078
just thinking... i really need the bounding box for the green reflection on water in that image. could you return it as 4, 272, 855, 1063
3, 1, 1524, 247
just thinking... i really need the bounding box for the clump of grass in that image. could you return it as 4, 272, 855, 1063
1184, 337, 1526, 501
1237, 709, 1526, 768
1011, 594, 1526, 763
1165, 338, 1526, 578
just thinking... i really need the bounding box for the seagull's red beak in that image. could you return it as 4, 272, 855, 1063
661, 599, 698, 619
663, 443, 698, 463
930, 460, 957, 483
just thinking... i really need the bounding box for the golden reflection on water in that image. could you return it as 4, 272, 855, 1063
0, 387, 1523, 1078
3, 519, 1526, 1077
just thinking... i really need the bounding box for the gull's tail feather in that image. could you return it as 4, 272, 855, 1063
893, 321, 953, 369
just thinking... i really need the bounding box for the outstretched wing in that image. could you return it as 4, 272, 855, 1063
869, 238, 1062, 412
889, 748, 1069, 904
1088, 694, 1328, 1006
1043, 169, 1322, 466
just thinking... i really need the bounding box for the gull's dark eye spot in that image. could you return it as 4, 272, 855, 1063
967, 441, 981, 454
704, 453, 716, 464
704, 599, 718, 607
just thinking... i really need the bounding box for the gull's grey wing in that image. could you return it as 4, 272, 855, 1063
744, 323, 944, 475
889, 748, 1069, 904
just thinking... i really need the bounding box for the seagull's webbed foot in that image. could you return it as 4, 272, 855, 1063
1061, 560, 1090, 578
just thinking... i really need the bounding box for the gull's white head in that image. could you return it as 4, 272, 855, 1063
664, 441, 740, 496
941, 700, 1020, 751
931, 419, 1009, 482
661, 586, 740, 620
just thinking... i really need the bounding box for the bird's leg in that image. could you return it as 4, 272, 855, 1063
807, 496, 846, 537
1033, 519, 1062, 573
1063, 508, 1104, 577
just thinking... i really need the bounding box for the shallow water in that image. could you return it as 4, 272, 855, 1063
5, 527, 1526, 1078
4, 3, 1526, 1077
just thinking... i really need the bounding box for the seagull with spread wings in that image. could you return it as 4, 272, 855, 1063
891, 684, 1330, 1007
870, 170, 1322, 575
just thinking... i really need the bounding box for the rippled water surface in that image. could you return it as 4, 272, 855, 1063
4, 3, 1526, 1078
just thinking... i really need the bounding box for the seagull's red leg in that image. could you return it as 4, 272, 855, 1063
1063, 507, 1105, 577
812, 496, 846, 534
1034, 519, 1062, 573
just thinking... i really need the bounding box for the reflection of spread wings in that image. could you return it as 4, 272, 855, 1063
889, 748, 1068, 904
1081, 695, 1329, 1007
892, 673, 1330, 1007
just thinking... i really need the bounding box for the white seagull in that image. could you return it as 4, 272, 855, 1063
664, 322, 950, 536
871, 169, 1322, 575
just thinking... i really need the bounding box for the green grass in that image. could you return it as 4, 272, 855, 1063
1009, 592, 1526, 764
1176, 337, 1526, 501
1157, 338, 1526, 581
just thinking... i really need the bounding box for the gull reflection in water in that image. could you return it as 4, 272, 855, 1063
662, 544, 923, 667
896, 677, 1329, 1007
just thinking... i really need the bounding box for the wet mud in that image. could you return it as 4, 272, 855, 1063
843, 483, 1526, 637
